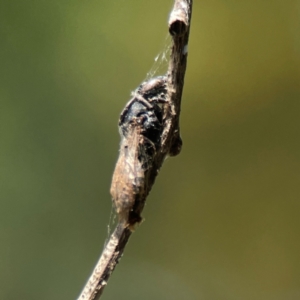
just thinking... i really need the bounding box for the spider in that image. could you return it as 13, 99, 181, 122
118, 76, 168, 148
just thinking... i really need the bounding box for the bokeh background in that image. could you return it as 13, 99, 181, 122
1, 0, 300, 299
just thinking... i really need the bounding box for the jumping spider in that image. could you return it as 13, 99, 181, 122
119, 76, 168, 150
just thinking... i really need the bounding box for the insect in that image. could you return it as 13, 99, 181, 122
110, 76, 168, 227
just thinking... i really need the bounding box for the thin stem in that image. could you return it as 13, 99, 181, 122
77, 224, 131, 300
76, 1, 192, 299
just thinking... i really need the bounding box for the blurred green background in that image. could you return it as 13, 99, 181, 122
1, 0, 300, 299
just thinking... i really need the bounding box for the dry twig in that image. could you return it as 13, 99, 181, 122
77, 1, 192, 299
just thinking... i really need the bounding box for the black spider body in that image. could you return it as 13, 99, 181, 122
119, 76, 167, 150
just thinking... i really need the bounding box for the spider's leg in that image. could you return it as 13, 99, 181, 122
132, 93, 153, 109
119, 97, 136, 126
150, 98, 168, 104
146, 91, 168, 105
119, 93, 154, 126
